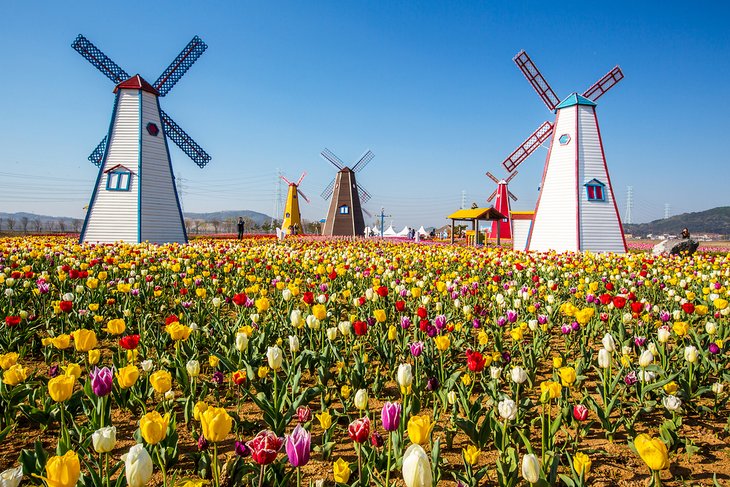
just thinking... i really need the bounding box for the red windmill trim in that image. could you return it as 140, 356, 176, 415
114, 75, 160, 96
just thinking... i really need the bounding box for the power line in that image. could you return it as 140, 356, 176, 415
625, 186, 633, 224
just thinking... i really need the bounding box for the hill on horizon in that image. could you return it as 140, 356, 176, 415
184, 210, 272, 226
625, 207, 730, 237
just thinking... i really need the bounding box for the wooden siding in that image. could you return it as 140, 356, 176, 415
577, 106, 626, 253
139, 92, 186, 243
512, 219, 532, 251
83, 91, 140, 244
528, 107, 578, 252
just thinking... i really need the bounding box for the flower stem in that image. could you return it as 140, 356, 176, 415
213, 442, 219, 487
156, 447, 167, 487
258, 464, 265, 487
386, 432, 392, 487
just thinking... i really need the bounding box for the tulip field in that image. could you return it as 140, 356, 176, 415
0, 235, 729, 487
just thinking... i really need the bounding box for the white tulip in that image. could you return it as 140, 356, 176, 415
712, 382, 724, 394
447, 391, 457, 405
662, 395, 682, 412
164, 390, 175, 401
684, 345, 698, 363
92, 426, 117, 453
338, 321, 352, 337
267, 345, 283, 370
326, 327, 338, 341
498, 398, 517, 421
402, 444, 432, 487
282, 288, 292, 301
185, 360, 200, 378
528, 319, 538, 331
510, 366, 527, 384
365, 288, 374, 300
306, 315, 320, 330
317, 294, 327, 304
657, 327, 671, 343
705, 322, 717, 335
354, 389, 369, 410
0, 466, 23, 487
290, 309, 303, 328
288, 335, 300, 354
140, 360, 153, 373
490, 366, 502, 380
647, 342, 659, 356
62, 292, 75, 302
211, 297, 222, 308
235, 332, 249, 352
597, 348, 611, 369
521, 453, 540, 483
638, 370, 656, 383
397, 363, 413, 389
601, 333, 616, 352
122, 444, 153, 487
621, 345, 632, 356
638, 349, 654, 367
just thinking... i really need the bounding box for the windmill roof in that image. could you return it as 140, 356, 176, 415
448, 207, 506, 221
556, 93, 596, 109
114, 75, 160, 96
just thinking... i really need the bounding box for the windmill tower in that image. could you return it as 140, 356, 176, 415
320, 149, 373, 237
280, 172, 310, 234
72, 34, 210, 244
501, 50, 627, 253
486, 171, 518, 239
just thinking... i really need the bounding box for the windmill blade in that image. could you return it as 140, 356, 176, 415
486, 171, 499, 184
487, 189, 498, 202
88, 136, 108, 167
352, 150, 374, 173
505, 171, 518, 183
514, 50, 560, 111
501, 121, 553, 173
160, 109, 211, 168
296, 172, 307, 186
72, 34, 129, 84
280, 175, 294, 186
321, 178, 336, 200
321, 149, 345, 170
297, 189, 310, 203
583, 66, 624, 102
509, 191, 519, 201
357, 183, 371, 203
154, 35, 208, 97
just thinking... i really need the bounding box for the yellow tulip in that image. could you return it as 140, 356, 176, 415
257, 366, 269, 379
672, 321, 688, 337
51, 334, 71, 350
200, 406, 232, 443
553, 356, 563, 368
165, 322, 192, 341
463, 444, 480, 465
149, 370, 172, 394
63, 363, 82, 380
316, 410, 333, 430
635, 434, 670, 471
713, 298, 728, 310
407, 415, 432, 445
574, 308, 594, 325
663, 381, 678, 395
0, 352, 19, 370
333, 458, 351, 483
434, 335, 450, 351
2, 363, 28, 386
255, 297, 270, 312
387, 325, 397, 341
695, 304, 708, 316
373, 309, 386, 323
341, 385, 352, 399
194, 401, 208, 421
139, 411, 169, 445
42, 450, 81, 487
48, 375, 75, 402
573, 452, 591, 477
88, 349, 101, 365
540, 380, 562, 401
311, 304, 327, 320
195, 288, 206, 298
209, 355, 220, 368
105, 319, 126, 335
116, 365, 140, 389
510, 327, 523, 341
559, 367, 576, 387
73, 329, 97, 352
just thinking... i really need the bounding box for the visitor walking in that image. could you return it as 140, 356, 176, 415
237, 217, 245, 240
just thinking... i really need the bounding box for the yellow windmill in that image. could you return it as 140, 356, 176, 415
280, 172, 310, 235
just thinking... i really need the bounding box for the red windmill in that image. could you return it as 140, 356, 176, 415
486, 171, 518, 239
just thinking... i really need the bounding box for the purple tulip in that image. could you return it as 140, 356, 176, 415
571, 321, 580, 331
426, 376, 439, 391
410, 341, 424, 357
506, 310, 518, 323
49, 364, 60, 378
90, 366, 113, 397
426, 325, 437, 338
561, 324, 572, 334
285, 424, 311, 467
709, 342, 721, 355
197, 434, 209, 451
659, 310, 670, 322
381, 402, 402, 432
501, 351, 511, 364
211, 371, 224, 385
624, 371, 638, 386
472, 318, 481, 329
537, 314, 548, 325
296, 406, 312, 423
634, 336, 647, 347
497, 317, 507, 327
235, 440, 250, 457
434, 315, 446, 329
400, 316, 412, 329
371, 431, 384, 447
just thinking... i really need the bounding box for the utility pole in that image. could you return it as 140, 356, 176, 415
664, 203, 671, 220
378, 207, 391, 237
461, 190, 467, 209
272, 168, 283, 228
625, 186, 633, 225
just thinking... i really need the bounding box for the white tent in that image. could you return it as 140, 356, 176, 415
417, 226, 428, 236
397, 226, 411, 237
383, 225, 398, 237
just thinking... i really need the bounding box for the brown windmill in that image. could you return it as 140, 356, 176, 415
320, 148, 373, 236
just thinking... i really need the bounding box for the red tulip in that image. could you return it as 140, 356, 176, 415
247, 430, 284, 465
612, 296, 626, 309
395, 300, 406, 312
681, 302, 695, 315
302, 292, 314, 305
165, 314, 180, 326
599, 294, 612, 305
119, 334, 140, 350
466, 349, 486, 373
232, 293, 248, 306
348, 417, 371, 443
5, 316, 21, 327
573, 404, 589, 421
417, 307, 427, 319
605, 282, 614, 291
353, 321, 368, 336
59, 301, 74, 313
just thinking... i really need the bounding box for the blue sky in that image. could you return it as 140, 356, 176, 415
1, 1, 728, 228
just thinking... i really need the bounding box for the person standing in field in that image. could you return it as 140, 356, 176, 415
237, 217, 245, 240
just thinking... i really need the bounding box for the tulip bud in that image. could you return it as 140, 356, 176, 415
447, 390, 457, 405
186, 360, 200, 378
397, 363, 413, 390
601, 333, 616, 352
326, 327, 338, 341
288, 335, 300, 353
638, 349, 654, 367
705, 322, 717, 335
402, 444, 432, 487
235, 332, 249, 352
122, 444, 153, 487
511, 366, 527, 384
684, 345, 698, 363
92, 426, 117, 453
490, 366, 502, 380
354, 389, 369, 410
267, 346, 283, 370
521, 453, 540, 483
597, 348, 611, 369
290, 309, 302, 328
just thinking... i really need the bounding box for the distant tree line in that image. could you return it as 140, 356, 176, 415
183, 217, 322, 235
0, 217, 83, 235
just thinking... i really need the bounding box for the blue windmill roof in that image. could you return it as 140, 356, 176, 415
556, 93, 596, 109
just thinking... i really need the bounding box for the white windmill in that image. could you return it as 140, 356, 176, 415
72, 35, 210, 244
501, 50, 627, 253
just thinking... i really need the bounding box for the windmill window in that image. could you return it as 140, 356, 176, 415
339, 205, 350, 215
559, 134, 571, 145
585, 179, 606, 201
106, 169, 132, 191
